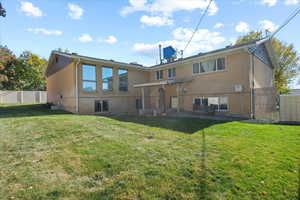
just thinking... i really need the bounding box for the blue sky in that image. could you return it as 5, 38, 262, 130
1, 0, 300, 88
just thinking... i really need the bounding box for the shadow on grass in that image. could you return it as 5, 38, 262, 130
108, 114, 227, 134
198, 130, 208, 199
0, 104, 69, 119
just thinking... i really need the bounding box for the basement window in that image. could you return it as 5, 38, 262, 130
95, 100, 110, 112
82, 64, 96, 92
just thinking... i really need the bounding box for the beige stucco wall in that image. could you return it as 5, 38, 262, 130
253, 56, 274, 88
46, 48, 275, 118
76, 60, 149, 114
146, 49, 252, 117
46, 61, 76, 113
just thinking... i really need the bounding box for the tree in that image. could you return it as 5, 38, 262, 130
0, 3, 6, 17
0, 46, 17, 89
236, 31, 300, 94
16, 51, 48, 90
0, 47, 47, 90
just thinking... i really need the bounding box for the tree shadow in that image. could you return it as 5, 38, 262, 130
108, 115, 228, 134
0, 104, 69, 119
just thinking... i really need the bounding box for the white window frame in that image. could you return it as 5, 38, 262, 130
118, 68, 128, 92
192, 57, 226, 75
156, 70, 163, 80
95, 100, 110, 113
102, 66, 113, 92
193, 96, 229, 112
82, 64, 97, 92
168, 68, 176, 79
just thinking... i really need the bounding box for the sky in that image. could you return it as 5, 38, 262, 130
0, 0, 300, 88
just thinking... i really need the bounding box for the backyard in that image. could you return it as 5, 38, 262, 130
0, 104, 299, 200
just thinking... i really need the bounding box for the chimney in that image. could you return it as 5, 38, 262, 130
159, 44, 162, 64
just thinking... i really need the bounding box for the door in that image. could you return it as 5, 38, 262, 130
158, 88, 166, 112
171, 96, 178, 109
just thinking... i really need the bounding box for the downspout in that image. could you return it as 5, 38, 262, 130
75, 58, 80, 113
251, 54, 255, 119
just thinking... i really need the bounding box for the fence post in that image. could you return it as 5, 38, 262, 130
21, 91, 23, 104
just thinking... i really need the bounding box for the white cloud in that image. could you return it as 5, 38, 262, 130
68, 3, 83, 20
133, 27, 226, 57
261, 0, 277, 6
20, 1, 43, 17
259, 20, 279, 32
78, 34, 93, 43
27, 28, 63, 36
235, 21, 250, 33
140, 15, 173, 26
214, 23, 224, 29
285, 0, 299, 5
102, 35, 118, 44
121, 0, 219, 16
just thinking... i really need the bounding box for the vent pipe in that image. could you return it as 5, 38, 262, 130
159, 44, 162, 64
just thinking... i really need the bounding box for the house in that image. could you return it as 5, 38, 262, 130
46, 38, 278, 118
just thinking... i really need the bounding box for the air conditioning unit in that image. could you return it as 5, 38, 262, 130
234, 84, 243, 92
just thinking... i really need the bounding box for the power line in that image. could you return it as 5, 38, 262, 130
182, 0, 213, 54
271, 4, 300, 38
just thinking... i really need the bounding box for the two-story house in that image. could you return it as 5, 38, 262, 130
46, 38, 278, 118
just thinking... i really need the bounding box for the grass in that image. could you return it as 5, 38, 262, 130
0, 104, 299, 200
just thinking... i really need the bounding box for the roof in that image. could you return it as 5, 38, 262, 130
150, 39, 261, 68
46, 38, 278, 77
51, 50, 145, 68
134, 77, 194, 88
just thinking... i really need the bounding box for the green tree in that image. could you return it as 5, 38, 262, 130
0, 47, 47, 90
0, 46, 17, 89
236, 31, 300, 94
17, 51, 48, 90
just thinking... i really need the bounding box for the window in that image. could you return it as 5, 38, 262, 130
193, 57, 226, 74
217, 58, 225, 70
102, 67, 113, 91
156, 70, 163, 80
194, 96, 228, 111
136, 99, 142, 110
219, 96, 228, 111
95, 100, 109, 112
118, 69, 128, 91
200, 60, 216, 73
193, 63, 199, 74
208, 97, 219, 110
168, 68, 176, 78
82, 64, 96, 92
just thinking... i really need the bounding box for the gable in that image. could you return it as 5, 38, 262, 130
248, 43, 272, 67
46, 54, 73, 77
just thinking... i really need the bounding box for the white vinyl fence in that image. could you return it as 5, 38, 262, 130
0, 91, 47, 104
280, 95, 300, 122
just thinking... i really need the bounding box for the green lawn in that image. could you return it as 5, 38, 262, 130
0, 104, 299, 200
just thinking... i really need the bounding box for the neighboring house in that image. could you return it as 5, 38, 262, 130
46, 38, 278, 118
